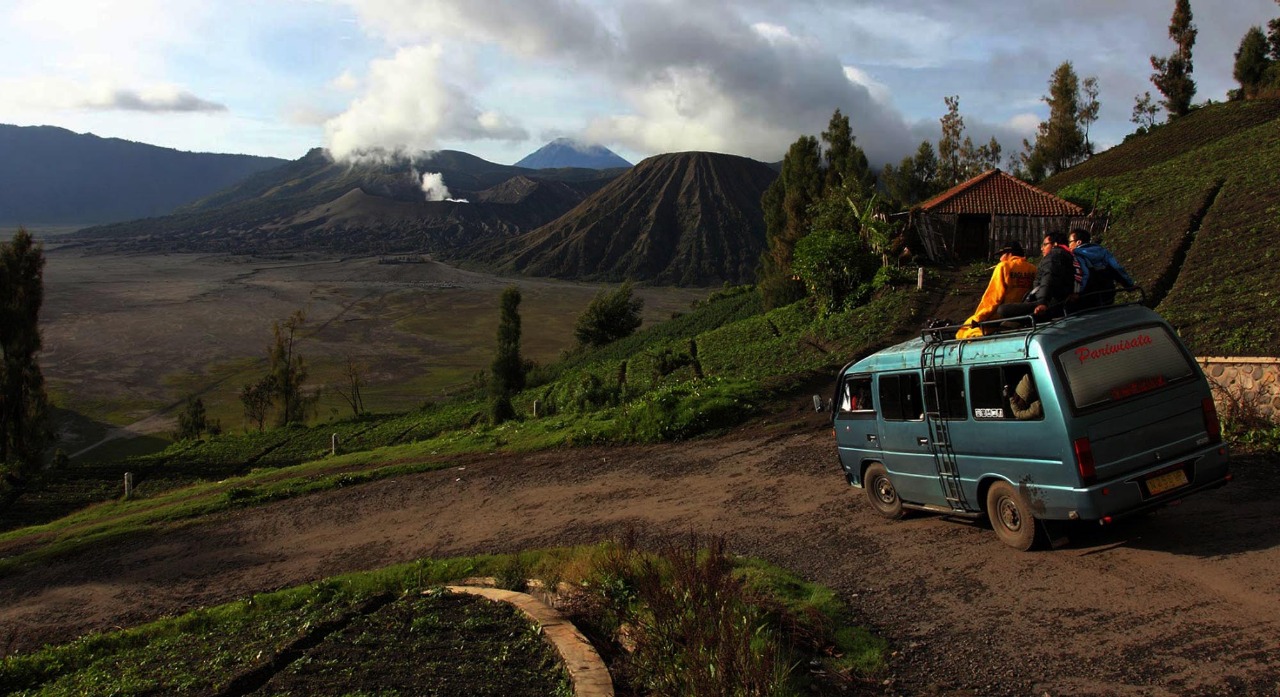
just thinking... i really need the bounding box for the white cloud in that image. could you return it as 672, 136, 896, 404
340, 0, 615, 60
323, 44, 528, 162
0, 77, 224, 113
8, 0, 1280, 167
329, 70, 360, 91
82, 85, 226, 113
843, 66, 892, 107
1006, 113, 1041, 136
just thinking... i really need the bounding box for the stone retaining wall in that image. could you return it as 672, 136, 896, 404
1197, 357, 1280, 421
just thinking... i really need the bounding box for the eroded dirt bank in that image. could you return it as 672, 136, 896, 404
1, 410, 1277, 696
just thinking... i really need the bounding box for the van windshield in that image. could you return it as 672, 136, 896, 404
1056, 324, 1197, 411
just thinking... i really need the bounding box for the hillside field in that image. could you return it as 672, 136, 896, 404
1044, 98, 1280, 356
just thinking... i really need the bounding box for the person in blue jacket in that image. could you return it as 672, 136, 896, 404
1068, 228, 1135, 308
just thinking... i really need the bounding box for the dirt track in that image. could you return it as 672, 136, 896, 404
0, 408, 1277, 696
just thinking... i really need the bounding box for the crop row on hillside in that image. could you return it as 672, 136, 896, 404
1050, 99, 1280, 191
1045, 98, 1280, 356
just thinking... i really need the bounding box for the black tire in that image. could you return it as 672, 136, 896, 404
865, 462, 906, 520
986, 481, 1039, 551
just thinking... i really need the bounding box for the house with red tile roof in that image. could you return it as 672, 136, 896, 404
911, 169, 1097, 261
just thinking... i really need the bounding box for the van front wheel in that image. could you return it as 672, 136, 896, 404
865, 463, 906, 520
986, 481, 1038, 551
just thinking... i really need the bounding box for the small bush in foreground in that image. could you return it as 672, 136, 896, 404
578, 534, 885, 696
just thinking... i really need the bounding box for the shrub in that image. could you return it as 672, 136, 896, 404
589, 534, 783, 696
575, 280, 644, 348
625, 379, 761, 442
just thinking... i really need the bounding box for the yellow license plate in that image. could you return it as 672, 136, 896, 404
1147, 469, 1189, 496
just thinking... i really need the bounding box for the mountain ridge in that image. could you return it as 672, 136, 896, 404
0, 124, 287, 225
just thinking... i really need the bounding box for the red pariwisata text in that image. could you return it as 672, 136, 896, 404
1074, 334, 1153, 364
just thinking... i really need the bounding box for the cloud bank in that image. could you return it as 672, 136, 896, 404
329, 0, 918, 164
324, 44, 528, 162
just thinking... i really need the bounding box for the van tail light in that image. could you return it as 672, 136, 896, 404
1074, 437, 1097, 486
1202, 398, 1222, 444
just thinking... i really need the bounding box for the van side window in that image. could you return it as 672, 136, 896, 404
923, 369, 967, 420
838, 375, 875, 416
970, 365, 1043, 421
879, 373, 924, 421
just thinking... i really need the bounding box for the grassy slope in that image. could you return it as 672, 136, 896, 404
0, 283, 925, 535
1044, 98, 1280, 356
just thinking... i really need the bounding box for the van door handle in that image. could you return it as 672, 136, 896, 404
917, 437, 930, 446
866, 434, 877, 443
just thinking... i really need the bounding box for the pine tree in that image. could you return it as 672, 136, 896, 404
758, 135, 822, 309
881, 140, 940, 207
1234, 26, 1271, 98
1023, 62, 1088, 180
490, 285, 523, 423
0, 228, 52, 493
937, 96, 965, 187
1150, 0, 1197, 118
821, 109, 874, 197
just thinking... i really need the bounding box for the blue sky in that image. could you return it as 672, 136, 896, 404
2, 0, 1276, 168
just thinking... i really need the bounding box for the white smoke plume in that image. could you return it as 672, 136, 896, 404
419, 171, 468, 203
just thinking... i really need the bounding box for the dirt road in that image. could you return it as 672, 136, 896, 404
1, 409, 1276, 696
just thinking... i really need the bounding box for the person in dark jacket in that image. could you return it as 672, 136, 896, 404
996, 232, 1077, 320
1069, 228, 1135, 308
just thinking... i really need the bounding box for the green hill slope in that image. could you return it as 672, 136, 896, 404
1043, 98, 1280, 356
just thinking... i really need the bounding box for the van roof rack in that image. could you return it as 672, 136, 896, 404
920, 287, 1148, 345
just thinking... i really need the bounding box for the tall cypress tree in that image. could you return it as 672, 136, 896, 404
490, 285, 523, 423
1150, 0, 1197, 118
757, 135, 821, 309
0, 228, 52, 492
937, 96, 965, 187
822, 109, 874, 196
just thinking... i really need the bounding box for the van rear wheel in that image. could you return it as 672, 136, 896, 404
987, 481, 1038, 551
865, 463, 906, 520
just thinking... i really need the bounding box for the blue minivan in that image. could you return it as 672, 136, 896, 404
831, 303, 1230, 549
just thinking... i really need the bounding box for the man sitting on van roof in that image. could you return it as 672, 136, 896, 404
955, 240, 1037, 339
1069, 228, 1135, 308
996, 232, 1078, 322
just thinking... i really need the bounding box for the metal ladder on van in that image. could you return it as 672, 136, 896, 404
921, 339, 969, 511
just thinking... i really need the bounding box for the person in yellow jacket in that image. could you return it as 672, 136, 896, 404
955, 240, 1037, 339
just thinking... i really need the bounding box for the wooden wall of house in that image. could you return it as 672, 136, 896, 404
916, 214, 1104, 261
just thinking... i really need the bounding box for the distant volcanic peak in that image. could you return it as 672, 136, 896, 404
499, 149, 777, 286
515, 138, 632, 170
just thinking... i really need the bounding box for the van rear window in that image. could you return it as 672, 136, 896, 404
1056, 325, 1197, 410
